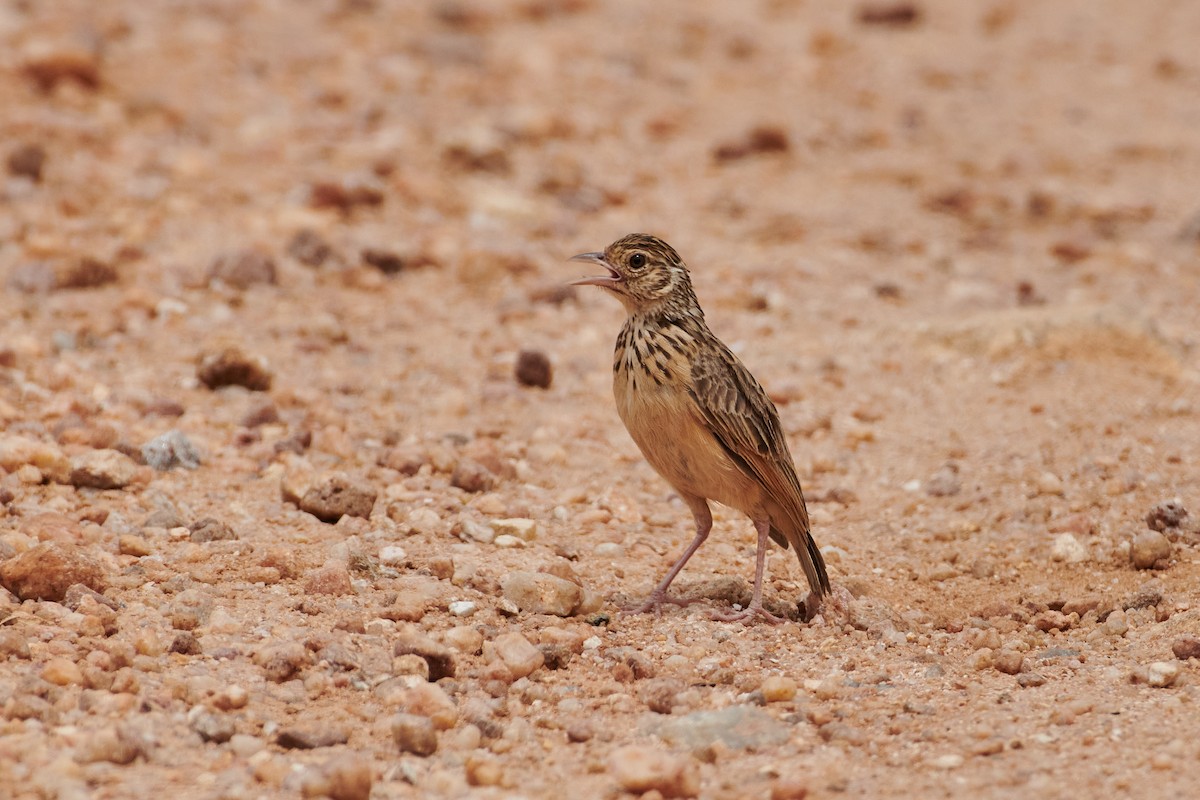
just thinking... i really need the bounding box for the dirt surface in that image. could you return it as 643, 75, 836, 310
2, 1, 1200, 798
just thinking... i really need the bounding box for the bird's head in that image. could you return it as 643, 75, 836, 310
569, 233, 698, 316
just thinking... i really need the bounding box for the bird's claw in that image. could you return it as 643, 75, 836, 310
620, 592, 703, 617
710, 604, 788, 625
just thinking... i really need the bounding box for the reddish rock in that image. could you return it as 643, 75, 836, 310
0, 543, 106, 601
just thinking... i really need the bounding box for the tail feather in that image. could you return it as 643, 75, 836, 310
769, 522, 831, 597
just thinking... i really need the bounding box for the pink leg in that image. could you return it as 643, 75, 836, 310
711, 519, 787, 625
624, 498, 712, 615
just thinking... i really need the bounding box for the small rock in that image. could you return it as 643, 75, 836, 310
713, 126, 790, 163
514, 350, 552, 389
760, 675, 798, 702
57, 257, 119, 290
197, 347, 272, 391
0, 542, 106, 601
500, 571, 581, 616
70, 449, 137, 489
1034, 472, 1064, 496
20, 41, 101, 92
142, 430, 201, 471
993, 650, 1025, 675
1130, 530, 1172, 570
299, 473, 377, 523
464, 753, 504, 787
1016, 673, 1047, 688
404, 507, 443, 535
566, 718, 594, 743
395, 683, 458, 730
118, 534, 152, 557
608, 745, 700, 798
277, 727, 349, 750
379, 545, 407, 566
857, 2, 921, 27
362, 248, 405, 275
255, 641, 313, 682
451, 460, 495, 493
7, 143, 46, 181
287, 229, 334, 268
189, 517, 237, 542
1103, 609, 1129, 636
1147, 661, 1180, 688
309, 176, 384, 211
393, 630, 456, 680
208, 249, 277, 289
0, 435, 71, 482
770, 779, 810, 800
448, 600, 477, 617
653, 706, 791, 751
1171, 636, 1200, 660
0, 629, 31, 660
191, 710, 236, 743
639, 677, 684, 714
75, 726, 141, 765
313, 754, 373, 800
491, 518, 537, 540
42, 656, 84, 686
1050, 533, 1088, 563
924, 464, 962, 497
1146, 500, 1188, 532
391, 713, 437, 756
228, 734, 265, 758
929, 753, 964, 770
488, 632, 544, 679
1122, 581, 1164, 611
169, 631, 202, 655
303, 563, 353, 596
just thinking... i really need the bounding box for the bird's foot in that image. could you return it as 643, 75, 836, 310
621, 591, 703, 617
710, 603, 788, 625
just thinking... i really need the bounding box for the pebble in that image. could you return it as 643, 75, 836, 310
443, 625, 483, 655
228, 734, 266, 758
1130, 530, 1171, 570
392, 713, 438, 756
924, 464, 962, 497
1171, 636, 1200, 660
42, 656, 84, 685
465, 753, 504, 787
277, 727, 350, 749
75, 726, 141, 765
306, 754, 373, 800
490, 517, 538, 541
1016, 673, 1047, 688
929, 753, 964, 769
0, 542, 106, 601
608, 745, 700, 798
142, 430, 202, 470
303, 562, 353, 596
1035, 471, 1065, 496
493, 534, 525, 548
514, 349, 553, 389
1147, 661, 1180, 688
1050, 533, 1088, 563
450, 459, 495, 493
0, 435, 71, 483
208, 248, 277, 289
69, 449, 137, 490
299, 473, 377, 523
1103, 609, 1129, 636
760, 676, 798, 702
20, 41, 101, 91
379, 545, 407, 566
191, 710, 236, 743
993, 650, 1025, 675
393, 629, 456, 680
653, 706, 791, 751
118, 534, 152, 556
394, 682, 459, 730
190, 517, 238, 542
456, 517, 495, 543
255, 641, 313, 682
197, 347, 273, 391
405, 507, 442, 535
287, 229, 334, 267
7, 142, 46, 181
0, 629, 31, 659
1146, 500, 1188, 532
500, 571, 582, 616
448, 600, 477, 617
487, 631, 544, 679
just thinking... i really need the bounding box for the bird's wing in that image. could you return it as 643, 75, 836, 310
688, 343, 830, 596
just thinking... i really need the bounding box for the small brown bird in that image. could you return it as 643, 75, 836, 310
571, 233, 829, 623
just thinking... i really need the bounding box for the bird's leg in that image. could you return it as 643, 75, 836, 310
624, 497, 712, 615
711, 518, 787, 625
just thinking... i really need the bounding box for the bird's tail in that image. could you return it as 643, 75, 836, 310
769, 521, 831, 598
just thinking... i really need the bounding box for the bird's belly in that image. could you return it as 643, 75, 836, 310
614, 379, 759, 511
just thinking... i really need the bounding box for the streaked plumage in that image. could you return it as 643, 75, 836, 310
571, 233, 829, 623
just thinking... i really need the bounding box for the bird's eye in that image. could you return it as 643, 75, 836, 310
629, 253, 646, 270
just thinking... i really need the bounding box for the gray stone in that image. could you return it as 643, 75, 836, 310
649, 705, 791, 751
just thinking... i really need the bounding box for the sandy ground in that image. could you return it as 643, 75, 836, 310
2, 1, 1200, 798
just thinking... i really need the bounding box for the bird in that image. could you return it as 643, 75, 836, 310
570, 233, 830, 624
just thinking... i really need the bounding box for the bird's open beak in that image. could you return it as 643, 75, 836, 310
569, 251, 622, 288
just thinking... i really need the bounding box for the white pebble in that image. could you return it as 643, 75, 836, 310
1050, 533, 1088, 564
593, 542, 624, 558
448, 601, 477, 617
379, 545, 408, 566
493, 534, 525, 548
